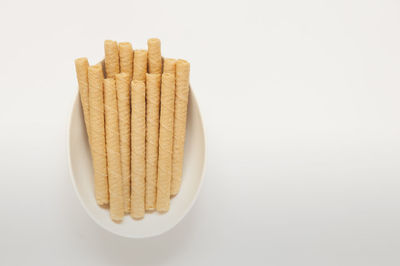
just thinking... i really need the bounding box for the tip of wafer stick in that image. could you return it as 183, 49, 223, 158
162, 73, 174, 78
119, 42, 132, 47
75, 57, 88, 64
176, 59, 189, 65
97, 201, 109, 208
131, 79, 145, 85
147, 38, 160, 44
130, 214, 144, 220
111, 217, 123, 223
134, 49, 147, 54
146, 73, 161, 78
116, 72, 129, 78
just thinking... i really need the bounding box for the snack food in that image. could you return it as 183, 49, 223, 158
147, 38, 162, 74
156, 73, 175, 212
104, 40, 120, 78
162, 58, 176, 75
171, 60, 190, 195
131, 80, 146, 219
104, 78, 124, 221
132, 50, 147, 81
75, 39, 191, 221
74, 57, 91, 142
145, 73, 161, 210
116, 73, 131, 214
88, 65, 109, 205
119, 42, 133, 81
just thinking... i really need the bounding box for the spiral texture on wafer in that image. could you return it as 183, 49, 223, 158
119, 42, 133, 81
171, 60, 190, 195
145, 73, 161, 210
104, 40, 120, 78
156, 73, 175, 212
131, 80, 146, 219
88, 65, 108, 205
133, 50, 147, 81
147, 38, 162, 74
104, 78, 124, 222
75, 57, 91, 142
116, 73, 131, 213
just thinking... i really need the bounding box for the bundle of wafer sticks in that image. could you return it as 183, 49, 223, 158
74, 39, 190, 222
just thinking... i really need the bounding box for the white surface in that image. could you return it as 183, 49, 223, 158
0, 0, 400, 265
69, 90, 205, 238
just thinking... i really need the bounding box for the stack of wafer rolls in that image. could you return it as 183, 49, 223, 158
74, 38, 190, 222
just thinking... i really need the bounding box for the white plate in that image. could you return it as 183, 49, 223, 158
67, 87, 206, 238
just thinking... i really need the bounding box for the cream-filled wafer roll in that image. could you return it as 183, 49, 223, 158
156, 73, 175, 212
115, 73, 131, 214
171, 60, 190, 195
132, 50, 147, 81
75, 57, 91, 142
119, 42, 133, 81
145, 73, 161, 210
131, 80, 146, 219
162, 58, 176, 75
104, 78, 124, 222
104, 40, 120, 78
147, 38, 162, 74
88, 65, 108, 205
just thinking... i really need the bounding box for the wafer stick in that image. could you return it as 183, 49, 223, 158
162, 58, 176, 75
119, 42, 133, 81
88, 65, 108, 205
147, 38, 162, 74
145, 73, 161, 210
132, 50, 147, 81
116, 73, 131, 214
74, 57, 91, 142
171, 60, 190, 195
104, 78, 124, 222
131, 80, 146, 219
156, 73, 175, 212
104, 40, 120, 78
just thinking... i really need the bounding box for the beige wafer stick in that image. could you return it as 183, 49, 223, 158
131, 80, 146, 219
119, 42, 133, 81
171, 60, 190, 195
145, 73, 161, 210
162, 58, 176, 75
104, 78, 124, 222
156, 73, 175, 212
74, 57, 91, 142
104, 40, 120, 78
115, 73, 131, 214
147, 38, 162, 74
132, 50, 147, 81
88, 65, 108, 205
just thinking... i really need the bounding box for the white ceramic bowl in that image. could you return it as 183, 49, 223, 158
67, 88, 206, 238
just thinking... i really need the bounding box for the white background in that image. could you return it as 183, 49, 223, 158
1, 0, 400, 265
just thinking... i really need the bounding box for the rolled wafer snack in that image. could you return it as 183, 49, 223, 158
147, 38, 162, 74
145, 73, 161, 210
119, 42, 133, 81
104, 78, 124, 222
74, 57, 91, 142
115, 73, 131, 214
156, 73, 175, 212
88, 65, 108, 205
132, 50, 147, 81
131, 80, 146, 219
162, 58, 176, 75
171, 60, 190, 195
104, 40, 120, 78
